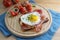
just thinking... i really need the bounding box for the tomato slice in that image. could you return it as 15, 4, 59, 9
10, 11, 17, 16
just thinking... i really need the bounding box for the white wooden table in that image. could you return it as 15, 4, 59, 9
0, 0, 60, 40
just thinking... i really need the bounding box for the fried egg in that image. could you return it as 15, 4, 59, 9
21, 12, 41, 26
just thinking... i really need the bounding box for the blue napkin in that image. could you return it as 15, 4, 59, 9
0, 13, 11, 36
0, 0, 60, 40
16, 9, 60, 40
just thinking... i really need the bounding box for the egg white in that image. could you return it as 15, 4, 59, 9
21, 12, 41, 26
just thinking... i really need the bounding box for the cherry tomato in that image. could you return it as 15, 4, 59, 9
3, 0, 12, 7
20, 7, 27, 14
22, 1, 32, 12
26, 4, 32, 12
24, 2, 32, 12
18, 5, 23, 9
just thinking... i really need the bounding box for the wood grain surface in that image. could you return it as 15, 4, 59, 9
0, 0, 60, 40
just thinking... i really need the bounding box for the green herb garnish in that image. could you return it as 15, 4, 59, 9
32, 4, 36, 7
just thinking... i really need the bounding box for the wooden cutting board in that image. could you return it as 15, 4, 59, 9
0, 0, 60, 40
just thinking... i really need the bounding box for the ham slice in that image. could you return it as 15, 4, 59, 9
34, 18, 49, 32
19, 17, 49, 32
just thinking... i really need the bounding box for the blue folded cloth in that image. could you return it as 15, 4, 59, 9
0, 13, 11, 36
16, 9, 60, 40
0, 0, 60, 40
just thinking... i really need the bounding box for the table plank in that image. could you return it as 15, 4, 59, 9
35, 0, 60, 40
0, 0, 60, 40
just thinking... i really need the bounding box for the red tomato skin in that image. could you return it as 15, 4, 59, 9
18, 5, 27, 14
26, 4, 32, 12
10, 11, 17, 16
3, 0, 12, 8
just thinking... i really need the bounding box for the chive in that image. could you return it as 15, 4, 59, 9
32, 4, 36, 7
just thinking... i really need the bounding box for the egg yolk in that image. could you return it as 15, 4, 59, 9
28, 14, 38, 22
